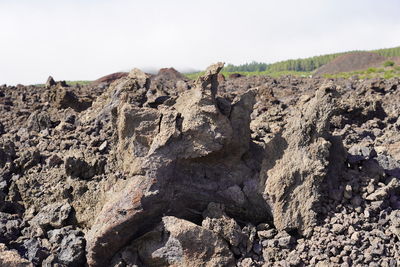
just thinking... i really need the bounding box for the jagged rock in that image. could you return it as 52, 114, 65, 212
45, 76, 56, 89
389, 210, 400, 239
50, 88, 91, 112
85, 68, 151, 123
30, 202, 72, 231
202, 203, 247, 247
0, 213, 21, 243
0, 141, 16, 169
15, 149, 42, 171
0, 122, 4, 135
47, 227, 86, 266
348, 144, 376, 163
195, 62, 224, 99
261, 83, 339, 234
375, 154, 400, 178
25, 111, 54, 132
365, 177, 400, 201
4, 67, 400, 266
86, 64, 269, 266
46, 154, 63, 167
115, 216, 235, 267
0, 243, 33, 267
20, 238, 50, 265
64, 155, 105, 180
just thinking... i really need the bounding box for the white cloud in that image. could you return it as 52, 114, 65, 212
0, 0, 399, 84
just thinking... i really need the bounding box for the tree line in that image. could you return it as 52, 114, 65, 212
224, 46, 400, 73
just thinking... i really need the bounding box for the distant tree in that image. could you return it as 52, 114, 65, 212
222, 46, 400, 73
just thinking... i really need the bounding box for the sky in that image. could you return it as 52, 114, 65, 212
1, 0, 400, 85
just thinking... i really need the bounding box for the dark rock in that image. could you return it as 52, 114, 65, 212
30, 202, 72, 231
45, 76, 56, 88
376, 154, 400, 178
15, 150, 42, 171
50, 89, 92, 112
348, 144, 376, 163
26, 111, 54, 132
229, 73, 243, 79
65, 156, 105, 180
0, 212, 21, 243
21, 238, 50, 265
48, 227, 86, 266
46, 154, 63, 167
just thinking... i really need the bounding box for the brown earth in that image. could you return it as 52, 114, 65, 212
91, 72, 128, 86
314, 52, 387, 75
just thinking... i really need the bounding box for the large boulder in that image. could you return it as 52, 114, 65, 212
111, 216, 235, 267
30, 202, 72, 231
86, 63, 269, 266
45, 226, 86, 266
261, 83, 340, 235
50, 88, 92, 112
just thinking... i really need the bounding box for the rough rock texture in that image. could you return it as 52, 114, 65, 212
0, 243, 33, 267
86, 65, 269, 266
111, 216, 235, 267
1, 67, 400, 266
261, 82, 339, 234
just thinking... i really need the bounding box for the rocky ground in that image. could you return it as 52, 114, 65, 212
0, 65, 399, 267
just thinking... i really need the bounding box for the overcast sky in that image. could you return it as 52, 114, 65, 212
1, 0, 400, 85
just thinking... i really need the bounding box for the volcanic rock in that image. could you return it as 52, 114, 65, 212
261, 82, 339, 234
113, 216, 235, 267
1, 65, 400, 266
0, 243, 33, 267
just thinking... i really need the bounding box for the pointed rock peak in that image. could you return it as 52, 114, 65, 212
128, 68, 149, 79
45, 76, 56, 88
128, 68, 151, 89
195, 62, 225, 97
204, 62, 225, 76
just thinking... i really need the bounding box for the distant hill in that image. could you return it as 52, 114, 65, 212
224, 46, 400, 73
314, 52, 386, 75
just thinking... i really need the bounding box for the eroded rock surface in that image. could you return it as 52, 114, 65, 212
261, 83, 339, 234
0, 67, 399, 266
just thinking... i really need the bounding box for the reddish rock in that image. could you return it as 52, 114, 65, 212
91, 72, 128, 86
229, 73, 243, 79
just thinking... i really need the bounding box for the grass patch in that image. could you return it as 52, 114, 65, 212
66, 80, 92, 86
383, 60, 395, 67
324, 66, 400, 79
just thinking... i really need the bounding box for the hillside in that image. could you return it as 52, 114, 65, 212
314, 52, 386, 75
223, 46, 400, 73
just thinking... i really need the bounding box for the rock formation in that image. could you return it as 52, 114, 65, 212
0, 66, 399, 266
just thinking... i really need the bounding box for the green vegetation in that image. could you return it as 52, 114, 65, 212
66, 80, 92, 86
267, 52, 348, 72
224, 61, 268, 72
33, 80, 92, 87
373, 46, 400, 57
218, 46, 400, 74
383, 60, 395, 67
323, 67, 400, 79
185, 46, 400, 80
